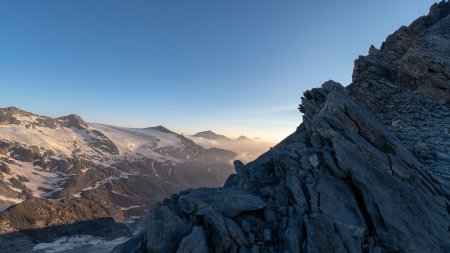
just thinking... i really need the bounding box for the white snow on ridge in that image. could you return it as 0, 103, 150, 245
89, 123, 183, 161
0, 195, 23, 204
12, 114, 40, 126
0, 119, 189, 203
0, 120, 185, 163
0, 124, 98, 159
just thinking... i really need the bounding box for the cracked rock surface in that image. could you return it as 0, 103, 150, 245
115, 2, 450, 253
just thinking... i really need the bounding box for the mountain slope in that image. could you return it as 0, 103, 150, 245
116, 2, 450, 253
0, 108, 236, 221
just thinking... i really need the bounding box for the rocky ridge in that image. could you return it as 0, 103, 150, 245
115, 2, 450, 253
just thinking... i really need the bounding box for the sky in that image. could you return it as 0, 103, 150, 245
0, 0, 438, 142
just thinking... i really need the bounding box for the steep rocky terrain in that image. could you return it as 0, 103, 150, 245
0, 108, 236, 221
115, 2, 450, 253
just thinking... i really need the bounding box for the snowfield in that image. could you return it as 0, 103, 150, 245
90, 123, 183, 161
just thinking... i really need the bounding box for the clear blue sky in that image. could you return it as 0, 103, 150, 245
0, 0, 437, 141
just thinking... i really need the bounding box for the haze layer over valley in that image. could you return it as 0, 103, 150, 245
189, 130, 276, 163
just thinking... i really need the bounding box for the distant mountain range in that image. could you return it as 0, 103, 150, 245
0, 107, 236, 222
192, 130, 257, 142
192, 130, 231, 140
189, 130, 275, 163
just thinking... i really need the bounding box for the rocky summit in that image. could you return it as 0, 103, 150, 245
115, 2, 450, 253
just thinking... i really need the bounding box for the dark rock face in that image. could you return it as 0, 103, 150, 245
0, 197, 127, 234
57, 114, 89, 129
118, 2, 450, 253
178, 188, 265, 218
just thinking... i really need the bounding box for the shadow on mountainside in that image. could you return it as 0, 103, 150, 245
0, 218, 132, 253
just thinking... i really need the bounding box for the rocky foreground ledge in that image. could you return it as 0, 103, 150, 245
115, 2, 450, 253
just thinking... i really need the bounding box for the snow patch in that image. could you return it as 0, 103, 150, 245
30, 235, 129, 253
120, 205, 141, 211
6, 160, 69, 198
111, 190, 130, 196
0, 195, 23, 204
81, 171, 128, 192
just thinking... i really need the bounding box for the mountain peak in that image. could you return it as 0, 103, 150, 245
236, 135, 250, 141
57, 114, 89, 129
192, 130, 230, 140
0, 106, 32, 117
145, 125, 176, 134
0, 106, 54, 127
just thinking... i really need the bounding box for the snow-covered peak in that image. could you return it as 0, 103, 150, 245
89, 123, 183, 160
0, 107, 90, 130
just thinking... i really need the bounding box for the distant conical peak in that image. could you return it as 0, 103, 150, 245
236, 135, 250, 141
193, 130, 230, 140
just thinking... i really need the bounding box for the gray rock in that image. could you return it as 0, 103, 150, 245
239, 246, 250, 253
308, 154, 320, 168
263, 228, 272, 242
146, 203, 191, 253
225, 218, 249, 246
285, 171, 308, 215
112, 232, 147, 253
240, 220, 252, 233
281, 216, 302, 253
250, 244, 260, 253
198, 206, 232, 252
179, 188, 265, 218
176, 226, 209, 253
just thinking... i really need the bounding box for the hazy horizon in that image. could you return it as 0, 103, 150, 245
0, 0, 437, 142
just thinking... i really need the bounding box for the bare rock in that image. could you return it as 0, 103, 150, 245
176, 226, 209, 253
146, 203, 191, 253
179, 187, 266, 218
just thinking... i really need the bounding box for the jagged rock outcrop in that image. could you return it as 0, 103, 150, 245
115, 2, 450, 253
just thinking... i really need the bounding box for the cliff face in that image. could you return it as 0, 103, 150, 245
115, 2, 450, 253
